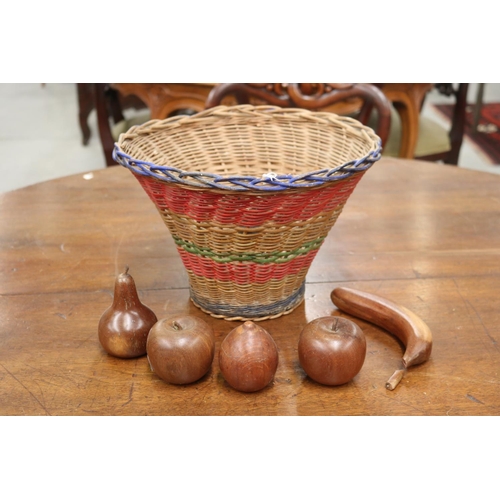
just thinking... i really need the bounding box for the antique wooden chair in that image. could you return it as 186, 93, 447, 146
204, 83, 392, 148
378, 83, 469, 165
94, 83, 150, 166
416, 83, 469, 165
94, 83, 213, 166
205, 83, 468, 165
96, 83, 392, 166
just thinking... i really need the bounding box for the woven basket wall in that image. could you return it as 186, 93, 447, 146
113, 105, 382, 321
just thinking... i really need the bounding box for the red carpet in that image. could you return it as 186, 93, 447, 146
434, 102, 500, 164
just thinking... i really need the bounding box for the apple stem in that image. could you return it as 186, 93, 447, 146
122, 265, 130, 276
172, 321, 182, 331
333, 317, 339, 332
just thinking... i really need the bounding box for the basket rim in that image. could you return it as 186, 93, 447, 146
112, 105, 382, 192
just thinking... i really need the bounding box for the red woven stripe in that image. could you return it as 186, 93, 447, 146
135, 173, 362, 227
176, 248, 319, 285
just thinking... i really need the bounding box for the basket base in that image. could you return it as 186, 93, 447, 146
189, 283, 306, 321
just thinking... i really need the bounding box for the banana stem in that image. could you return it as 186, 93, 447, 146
385, 368, 406, 391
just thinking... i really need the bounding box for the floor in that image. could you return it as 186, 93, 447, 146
0, 83, 499, 194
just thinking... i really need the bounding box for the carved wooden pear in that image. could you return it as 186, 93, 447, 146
98, 267, 158, 358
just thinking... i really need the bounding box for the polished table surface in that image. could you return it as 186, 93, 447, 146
1, 158, 499, 416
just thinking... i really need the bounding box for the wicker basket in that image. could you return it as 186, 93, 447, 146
113, 105, 382, 321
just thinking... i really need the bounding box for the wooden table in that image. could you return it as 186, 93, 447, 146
1, 158, 499, 416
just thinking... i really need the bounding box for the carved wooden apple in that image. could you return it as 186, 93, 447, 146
146, 315, 215, 385
298, 316, 366, 385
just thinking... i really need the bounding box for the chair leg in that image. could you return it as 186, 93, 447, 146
107, 87, 125, 124
472, 83, 485, 133
95, 83, 117, 167
77, 83, 94, 146
444, 83, 469, 165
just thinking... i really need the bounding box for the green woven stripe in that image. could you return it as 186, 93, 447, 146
173, 235, 326, 264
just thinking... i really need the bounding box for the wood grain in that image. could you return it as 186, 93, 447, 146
1, 158, 499, 415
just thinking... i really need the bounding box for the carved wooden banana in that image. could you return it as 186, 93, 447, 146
330, 287, 432, 390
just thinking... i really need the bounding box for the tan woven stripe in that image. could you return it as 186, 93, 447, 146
158, 204, 345, 255
185, 268, 309, 307
117, 105, 380, 188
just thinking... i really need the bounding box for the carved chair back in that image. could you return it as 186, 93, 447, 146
205, 83, 392, 147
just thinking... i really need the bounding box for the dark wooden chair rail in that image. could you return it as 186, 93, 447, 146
205, 83, 392, 148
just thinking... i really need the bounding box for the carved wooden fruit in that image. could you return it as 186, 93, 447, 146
146, 315, 215, 385
98, 267, 158, 358
298, 316, 366, 386
219, 321, 279, 392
